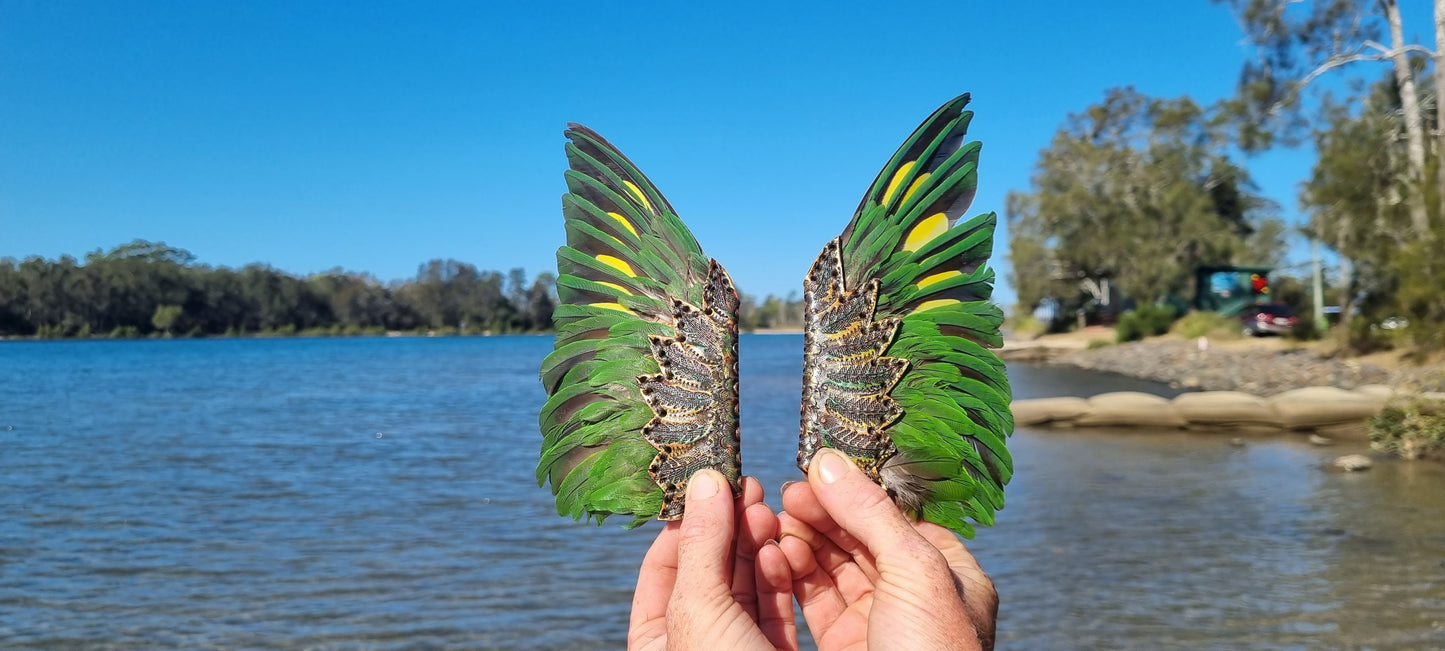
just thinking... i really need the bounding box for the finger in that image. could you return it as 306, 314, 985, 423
805, 448, 945, 574
914, 521, 998, 647
777, 512, 875, 603
731, 476, 768, 600
739, 502, 779, 563
756, 540, 799, 651
780, 480, 880, 581
913, 521, 993, 595
778, 533, 848, 634
628, 521, 681, 645
734, 476, 769, 566
732, 501, 778, 618
673, 469, 736, 593
741, 475, 763, 507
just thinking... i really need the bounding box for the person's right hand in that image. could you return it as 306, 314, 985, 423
628, 471, 796, 651
778, 448, 998, 651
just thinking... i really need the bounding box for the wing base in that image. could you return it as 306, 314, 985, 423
641, 260, 742, 519
798, 238, 908, 489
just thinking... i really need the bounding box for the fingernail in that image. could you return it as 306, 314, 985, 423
780, 480, 798, 493
816, 449, 847, 484
689, 470, 721, 499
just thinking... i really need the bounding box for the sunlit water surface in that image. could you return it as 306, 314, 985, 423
1, 336, 1442, 649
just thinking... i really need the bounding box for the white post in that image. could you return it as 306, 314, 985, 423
1312, 239, 1326, 331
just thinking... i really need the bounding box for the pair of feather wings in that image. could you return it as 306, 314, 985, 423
538, 95, 1012, 538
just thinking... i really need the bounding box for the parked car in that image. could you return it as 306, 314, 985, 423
1240, 304, 1299, 336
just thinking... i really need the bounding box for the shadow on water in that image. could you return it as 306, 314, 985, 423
0, 336, 1441, 648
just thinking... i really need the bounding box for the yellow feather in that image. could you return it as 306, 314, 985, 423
606, 212, 639, 237
917, 270, 961, 288
882, 161, 916, 204
596, 255, 636, 276
913, 299, 960, 313
596, 281, 632, 295
593, 302, 632, 313
622, 181, 653, 212
902, 213, 948, 252
903, 173, 931, 203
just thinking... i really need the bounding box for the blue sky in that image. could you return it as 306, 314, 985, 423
1, 1, 1430, 306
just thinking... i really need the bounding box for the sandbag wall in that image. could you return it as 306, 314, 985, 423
1013, 386, 1445, 431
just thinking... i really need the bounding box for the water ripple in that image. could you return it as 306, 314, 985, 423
1, 337, 1442, 648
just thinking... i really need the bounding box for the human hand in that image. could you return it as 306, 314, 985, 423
779, 448, 998, 651
628, 471, 797, 651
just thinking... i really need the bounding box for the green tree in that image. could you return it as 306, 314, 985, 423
755, 296, 783, 328
0, 241, 554, 338
1216, 0, 1439, 236
1007, 88, 1280, 313
151, 304, 183, 336
1301, 74, 1445, 347
525, 272, 558, 331
736, 292, 759, 331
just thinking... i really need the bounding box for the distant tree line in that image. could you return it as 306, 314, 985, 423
737, 292, 804, 331
0, 240, 557, 338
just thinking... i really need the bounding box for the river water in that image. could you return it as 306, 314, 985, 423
1, 336, 1442, 649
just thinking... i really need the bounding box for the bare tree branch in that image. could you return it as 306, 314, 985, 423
1361, 40, 1436, 57
1272, 43, 1437, 117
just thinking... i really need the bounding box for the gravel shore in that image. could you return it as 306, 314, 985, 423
1052, 339, 1397, 396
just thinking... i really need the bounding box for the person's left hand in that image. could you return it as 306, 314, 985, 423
627, 470, 797, 651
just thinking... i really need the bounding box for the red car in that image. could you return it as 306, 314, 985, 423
1240, 304, 1299, 336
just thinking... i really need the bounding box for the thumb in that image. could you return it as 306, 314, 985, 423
673, 469, 736, 592
806, 448, 938, 568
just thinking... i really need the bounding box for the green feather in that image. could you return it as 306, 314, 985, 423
804, 94, 1013, 538
539, 124, 740, 527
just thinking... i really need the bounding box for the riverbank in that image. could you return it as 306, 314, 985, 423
1002, 327, 1443, 395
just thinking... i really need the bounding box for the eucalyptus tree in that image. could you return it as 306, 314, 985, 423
1007, 88, 1280, 313
1302, 74, 1445, 345
1217, 0, 1440, 236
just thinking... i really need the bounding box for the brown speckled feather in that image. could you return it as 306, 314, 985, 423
639, 260, 741, 518
798, 239, 909, 483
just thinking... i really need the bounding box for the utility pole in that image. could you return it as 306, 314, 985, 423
1311, 238, 1327, 332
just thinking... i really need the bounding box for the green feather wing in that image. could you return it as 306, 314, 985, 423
540, 125, 741, 528
798, 94, 1011, 538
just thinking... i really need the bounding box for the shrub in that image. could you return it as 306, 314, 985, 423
1369, 394, 1445, 460
1006, 314, 1047, 339
35, 323, 67, 339
1139, 304, 1178, 335
1289, 317, 1322, 341
1342, 317, 1393, 354
1171, 311, 1240, 340
1115, 311, 1142, 342
1116, 304, 1179, 342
